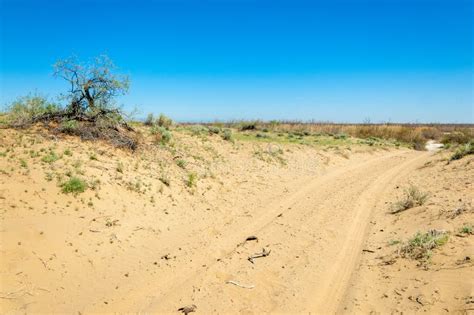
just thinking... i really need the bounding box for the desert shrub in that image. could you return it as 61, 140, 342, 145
450, 141, 474, 161
151, 126, 172, 144
420, 127, 441, 140
391, 185, 428, 214
144, 113, 154, 126
157, 114, 173, 129
222, 129, 233, 141
63, 149, 72, 156
441, 129, 473, 145
239, 121, 258, 131
57, 120, 79, 134
6, 94, 61, 127
61, 177, 87, 194
189, 125, 209, 136
400, 230, 448, 261
208, 126, 221, 134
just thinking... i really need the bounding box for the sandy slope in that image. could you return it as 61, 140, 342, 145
0, 128, 472, 314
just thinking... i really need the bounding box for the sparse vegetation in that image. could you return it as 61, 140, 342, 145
391, 185, 428, 214
450, 141, 474, 161
459, 224, 473, 235
399, 230, 448, 262
176, 159, 187, 168
61, 177, 87, 194
186, 172, 198, 188
41, 151, 60, 163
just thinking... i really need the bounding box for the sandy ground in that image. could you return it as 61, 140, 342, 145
0, 128, 472, 314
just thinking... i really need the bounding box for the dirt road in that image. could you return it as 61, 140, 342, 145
1, 142, 436, 314
135, 150, 428, 314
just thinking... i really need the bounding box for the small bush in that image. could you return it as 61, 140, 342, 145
391, 185, 428, 214
6, 94, 61, 127
144, 113, 154, 126
239, 121, 258, 131
61, 177, 87, 194
151, 126, 172, 144
157, 114, 173, 129
400, 230, 448, 261
63, 148, 72, 156
450, 141, 474, 161
441, 129, 473, 145
59, 120, 79, 134
189, 125, 209, 136
222, 129, 233, 141
208, 126, 221, 134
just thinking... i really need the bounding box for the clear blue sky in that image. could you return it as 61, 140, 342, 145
0, 0, 472, 122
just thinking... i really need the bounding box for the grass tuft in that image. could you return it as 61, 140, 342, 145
391, 185, 428, 214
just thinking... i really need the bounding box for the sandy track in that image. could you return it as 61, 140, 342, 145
1, 140, 432, 314
135, 150, 428, 314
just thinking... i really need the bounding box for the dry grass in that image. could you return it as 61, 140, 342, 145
206, 121, 473, 150
391, 185, 429, 214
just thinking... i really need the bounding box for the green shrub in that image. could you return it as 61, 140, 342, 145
6, 94, 61, 126
450, 141, 474, 161
222, 129, 233, 141
61, 177, 87, 194
189, 125, 209, 136
157, 114, 173, 129
151, 126, 172, 144
59, 120, 79, 134
208, 126, 221, 134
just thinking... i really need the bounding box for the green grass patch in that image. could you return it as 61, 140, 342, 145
61, 177, 87, 194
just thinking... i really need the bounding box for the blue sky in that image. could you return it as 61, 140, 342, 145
0, 0, 472, 122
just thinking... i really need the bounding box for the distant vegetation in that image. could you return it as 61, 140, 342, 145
1, 56, 472, 153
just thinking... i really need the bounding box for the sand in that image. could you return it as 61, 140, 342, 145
0, 127, 472, 314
